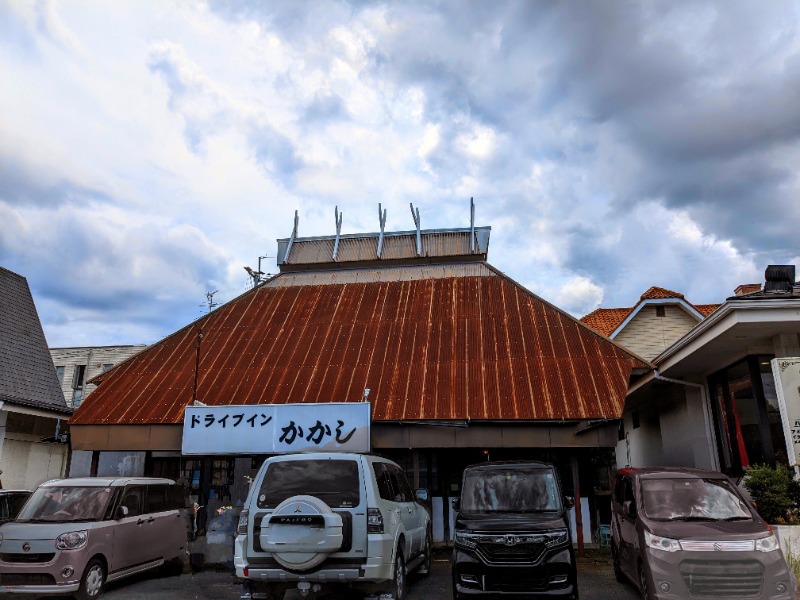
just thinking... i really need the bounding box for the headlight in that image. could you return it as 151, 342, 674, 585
454, 532, 478, 549
544, 529, 569, 547
755, 534, 780, 552
644, 530, 681, 552
55, 531, 88, 550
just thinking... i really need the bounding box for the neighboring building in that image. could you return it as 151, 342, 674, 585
581, 286, 720, 361
50, 345, 147, 408
0, 267, 72, 489
69, 211, 648, 545
602, 266, 800, 477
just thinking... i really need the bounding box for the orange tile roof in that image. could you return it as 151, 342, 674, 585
640, 286, 685, 300
694, 303, 721, 317
71, 264, 648, 426
580, 287, 721, 337
579, 308, 633, 337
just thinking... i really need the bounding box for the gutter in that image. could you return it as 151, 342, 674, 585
653, 369, 719, 471
656, 297, 800, 367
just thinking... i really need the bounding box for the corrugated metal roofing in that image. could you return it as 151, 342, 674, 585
281, 228, 490, 265
73, 263, 647, 426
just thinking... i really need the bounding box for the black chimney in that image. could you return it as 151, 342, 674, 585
764, 265, 796, 293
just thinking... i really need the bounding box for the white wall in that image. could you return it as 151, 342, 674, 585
1, 438, 66, 489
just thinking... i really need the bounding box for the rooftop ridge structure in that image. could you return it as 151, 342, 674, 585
276, 203, 491, 271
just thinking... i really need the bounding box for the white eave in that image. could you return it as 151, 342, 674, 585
609, 297, 705, 339
653, 297, 800, 379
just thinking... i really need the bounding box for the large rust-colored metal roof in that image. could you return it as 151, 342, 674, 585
72, 262, 647, 426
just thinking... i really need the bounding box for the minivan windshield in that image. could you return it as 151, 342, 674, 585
16, 486, 113, 523
641, 478, 752, 521
462, 468, 560, 513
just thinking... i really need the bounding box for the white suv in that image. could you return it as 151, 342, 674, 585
234, 453, 431, 599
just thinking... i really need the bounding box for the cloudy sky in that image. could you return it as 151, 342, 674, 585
2, 0, 800, 347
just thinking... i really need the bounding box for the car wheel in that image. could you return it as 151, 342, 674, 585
611, 543, 625, 583
638, 562, 651, 600
76, 558, 105, 600
392, 547, 407, 600
417, 529, 432, 578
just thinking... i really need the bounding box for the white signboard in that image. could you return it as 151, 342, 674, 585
771, 358, 800, 467
181, 402, 371, 455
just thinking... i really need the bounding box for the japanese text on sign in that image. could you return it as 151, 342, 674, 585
771, 358, 800, 468
181, 403, 370, 455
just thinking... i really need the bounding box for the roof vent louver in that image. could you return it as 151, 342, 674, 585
764, 264, 796, 294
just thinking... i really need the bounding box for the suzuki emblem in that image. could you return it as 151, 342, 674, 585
504, 535, 516, 547
713, 542, 722, 551
22, 542, 31, 553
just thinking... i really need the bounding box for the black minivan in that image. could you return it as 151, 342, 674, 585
452, 461, 578, 599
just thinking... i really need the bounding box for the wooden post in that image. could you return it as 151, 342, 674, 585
571, 455, 585, 557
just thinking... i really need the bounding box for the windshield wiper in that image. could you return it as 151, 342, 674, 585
670, 516, 716, 521
720, 516, 751, 522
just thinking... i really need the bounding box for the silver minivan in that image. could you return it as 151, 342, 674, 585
0, 477, 187, 599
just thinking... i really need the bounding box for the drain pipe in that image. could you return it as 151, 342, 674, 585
653, 370, 719, 471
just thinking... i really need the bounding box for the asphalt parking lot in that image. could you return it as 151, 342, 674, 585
55, 548, 640, 600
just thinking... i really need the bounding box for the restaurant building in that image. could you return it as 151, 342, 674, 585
69, 207, 647, 544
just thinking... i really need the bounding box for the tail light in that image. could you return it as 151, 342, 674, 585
237, 509, 249, 535
367, 508, 384, 533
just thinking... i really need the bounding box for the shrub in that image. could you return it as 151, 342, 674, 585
742, 464, 800, 524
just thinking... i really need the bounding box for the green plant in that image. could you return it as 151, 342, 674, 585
784, 542, 800, 580
742, 464, 800, 524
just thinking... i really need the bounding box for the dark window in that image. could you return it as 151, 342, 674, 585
708, 355, 783, 476
101, 363, 113, 372
373, 463, 396, 501
121, 486, 145, 517
386, 464, 414, 502
73, 365, 86, 389
632, 411, 640, 429
655, 306, 665, 317
257, 460, 360, 509
7, 493, 30, 517
622, 477, 636, 517
55, 366, 65, 385
146, 485, 169, 513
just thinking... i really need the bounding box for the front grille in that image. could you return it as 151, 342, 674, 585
0, 553, 56, 564
484, 573, 548, 592
680, 560, 763, 597
681, 540, 754, 552
0, 572, 57, 586
476, 542, 546, 564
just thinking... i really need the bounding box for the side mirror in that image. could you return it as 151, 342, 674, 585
563, 496, 575, 509
451, 498, 460, 512
115, 505, 129, 520
415, 488, 429, 503
623, 500, 636, 519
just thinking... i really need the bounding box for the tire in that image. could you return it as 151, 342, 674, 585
638, 562, 651, 600
417, 529, 432, 578
161, 554, 185, 576
263, 495, 343, 571
76, 558, 105, 600
392, 547, 407, 600
611, 543, 625, 584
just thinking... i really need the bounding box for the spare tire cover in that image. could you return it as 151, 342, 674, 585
260, 495, 344, 571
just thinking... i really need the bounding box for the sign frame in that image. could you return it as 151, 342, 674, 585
181, 402, 371, 455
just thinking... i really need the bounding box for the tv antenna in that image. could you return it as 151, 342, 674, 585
244, 254, 273, 289
201, 290, 219, 312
